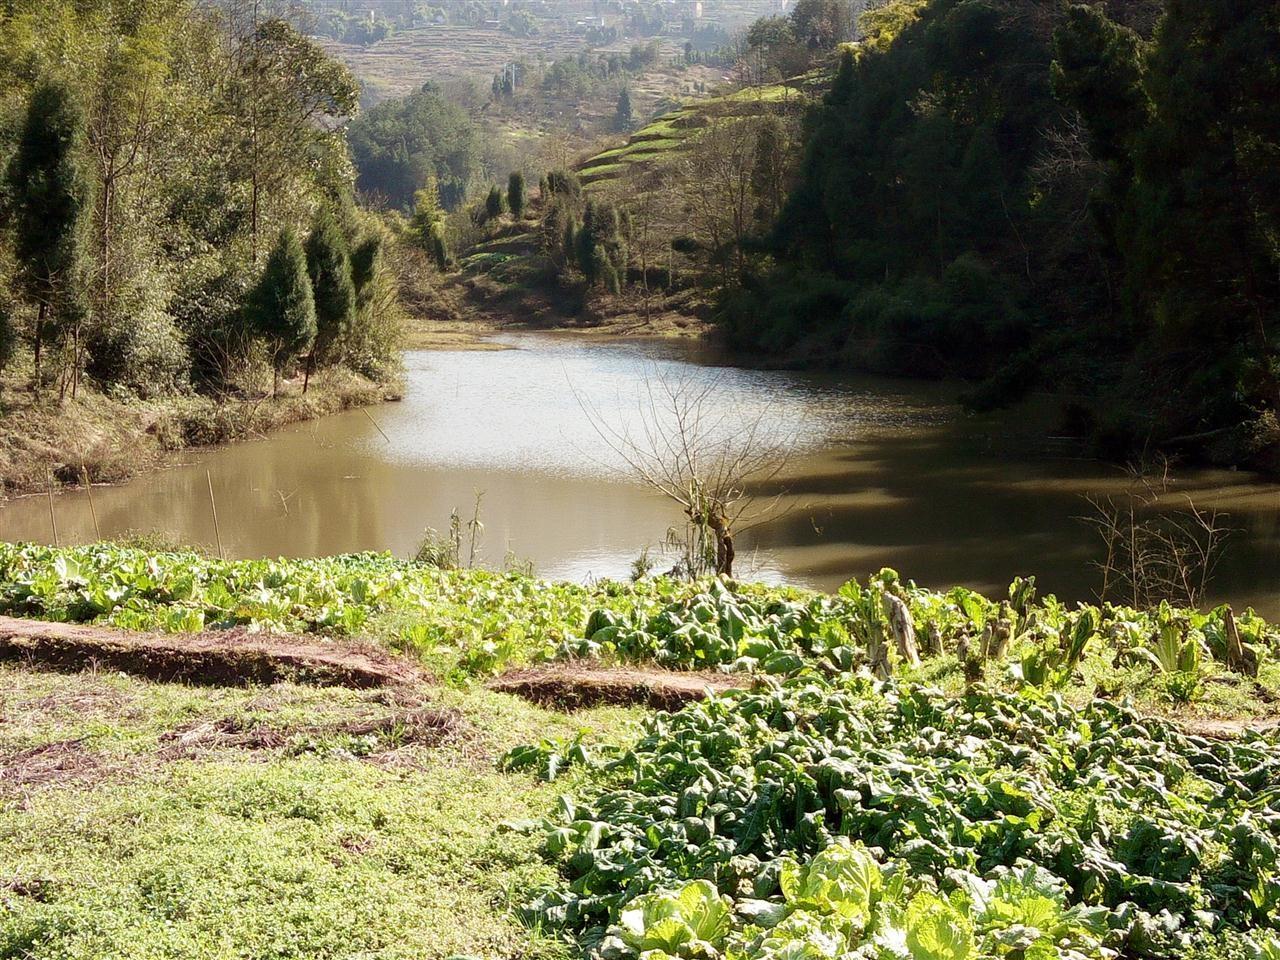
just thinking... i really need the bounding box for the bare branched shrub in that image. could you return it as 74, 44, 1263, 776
580, 370, 793, 578
1081, 459, 1230, 608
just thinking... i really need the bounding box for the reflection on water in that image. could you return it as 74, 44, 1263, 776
2, 333, 1278, 614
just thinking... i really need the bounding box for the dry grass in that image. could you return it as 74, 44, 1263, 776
322, 25, 586, 101
0, 366, 391, 499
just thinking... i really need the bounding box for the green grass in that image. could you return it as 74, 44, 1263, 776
0, 665, 640, 960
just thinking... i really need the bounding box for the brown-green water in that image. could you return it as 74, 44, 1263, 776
3, 334, 1278, 614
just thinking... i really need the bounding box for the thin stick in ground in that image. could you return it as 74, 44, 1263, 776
82, 465, 101, 541
46, 471, 60, 547
206, 470, 225, 561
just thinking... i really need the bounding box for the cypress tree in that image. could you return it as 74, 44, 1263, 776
350, 235, 381, 303
9, 78, 92, 395
303, 208, 355, 392
563, 218, 578, 269
507, 171, 526, 219
614, 87, 633, 131
545, 168, 581, 200
410, 178, 444, 246
576, 215, 598, 282
248, 228, 316, 398
429, 223, 450, 271
485, 185, 504, 222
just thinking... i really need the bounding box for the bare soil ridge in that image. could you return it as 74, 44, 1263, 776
0, 615, 425, 688
489, 665, 747, 711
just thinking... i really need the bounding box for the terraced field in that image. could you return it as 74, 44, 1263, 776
577, 81, 810, 186
322, 26, 586, 101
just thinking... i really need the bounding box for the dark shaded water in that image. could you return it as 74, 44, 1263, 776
3, 334, 1278, 614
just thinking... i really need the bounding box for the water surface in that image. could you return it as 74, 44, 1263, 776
3, 334, 1278, 614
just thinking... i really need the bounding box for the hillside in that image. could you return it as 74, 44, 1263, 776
441, 76, 821, 336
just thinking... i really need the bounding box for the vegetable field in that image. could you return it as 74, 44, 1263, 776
513, 680, 1280, 959
1, 544, 1275, 710
1, 541, 1278, 959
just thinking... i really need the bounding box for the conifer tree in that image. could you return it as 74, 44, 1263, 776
350, 236, 381, 304
614, 87, 633, 131
429, 223, 450, 271
303, 208, 354, 392
9, 78, 92, 395
563, 218, 578, 270
507, 171, 525, 219
485, 184, 504, 221
410, 177, 444, 245
248, 228, 316, 397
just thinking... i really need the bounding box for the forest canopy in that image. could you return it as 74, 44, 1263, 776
347, 83, 480, 212
722, 0, 1280, 466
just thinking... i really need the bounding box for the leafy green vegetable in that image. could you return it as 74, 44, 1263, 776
518, 678, 1280, 959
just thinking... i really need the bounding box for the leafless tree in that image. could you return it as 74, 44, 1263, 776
680, 119, 760, 288
579, 370, 795, 578
1081, 458, 1230, 608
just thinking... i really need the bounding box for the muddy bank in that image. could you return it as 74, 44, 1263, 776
489, 665, 746, 711
0, 368, 393, 500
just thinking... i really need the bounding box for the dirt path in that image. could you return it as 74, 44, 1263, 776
0, 616, 426, 688
489, 665, 747, 711
1175, 717, 1280, 740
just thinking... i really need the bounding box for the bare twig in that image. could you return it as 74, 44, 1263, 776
1080, 457, 1230, 608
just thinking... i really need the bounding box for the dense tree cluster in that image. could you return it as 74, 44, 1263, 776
0, 0, 401, 401
743, 0, 857, 82
722, 0, 1280, 465
347, 83, 479, 212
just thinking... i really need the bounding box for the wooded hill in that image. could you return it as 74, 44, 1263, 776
0, 0, 402, 408
722, 0, 1280, 468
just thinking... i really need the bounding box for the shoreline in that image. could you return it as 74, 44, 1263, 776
0, 369, 395, 503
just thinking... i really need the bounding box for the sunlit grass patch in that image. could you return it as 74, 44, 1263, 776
0, 667, 640, 960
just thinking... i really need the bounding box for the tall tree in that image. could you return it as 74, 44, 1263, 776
507, 171, 525, 219
614, 86, 633, 131
87, 6, 168, 333
789, 0, 853, 49
350, 235, 381, 304
248, 227, 315, 397
9, 77, 93, 396
485, 184, 504, 221
303, 208, 354, 393
1054, 0, 1280, 438
233, 16, 359, 259
347, 82, 479, 211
